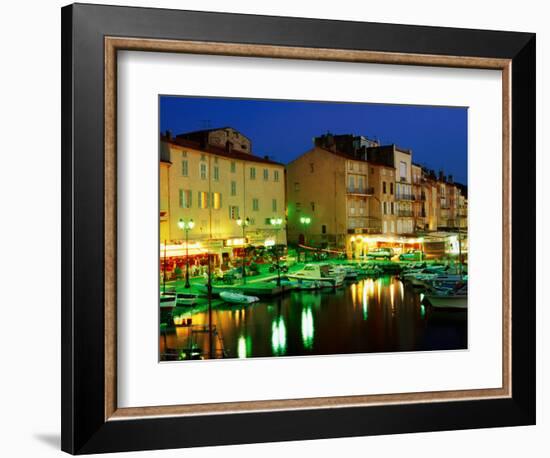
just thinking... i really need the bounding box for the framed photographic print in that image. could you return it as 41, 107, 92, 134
61, 3, 536, 454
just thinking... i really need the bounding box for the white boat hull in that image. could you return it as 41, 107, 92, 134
425, 295, 467, 310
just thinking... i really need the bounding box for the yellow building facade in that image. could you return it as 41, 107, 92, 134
160, 135, 286, 262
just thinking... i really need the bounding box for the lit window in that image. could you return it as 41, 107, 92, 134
198, 191, 209, 209
212, 192, 222, 210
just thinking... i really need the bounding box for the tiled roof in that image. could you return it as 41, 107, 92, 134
161, 135, 283, 166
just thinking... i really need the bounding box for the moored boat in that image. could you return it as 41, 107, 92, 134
423, 284, 467, 310
220, 291, 260, 304
287, 263, 345, 288
160, 293, 176, 308
176, 292, 201, 307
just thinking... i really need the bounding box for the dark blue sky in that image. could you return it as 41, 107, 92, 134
160, 96, 468, 184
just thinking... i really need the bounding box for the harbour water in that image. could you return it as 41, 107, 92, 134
160, 275, 467, 360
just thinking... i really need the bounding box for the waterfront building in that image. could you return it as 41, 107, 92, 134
160, 129, 286, 266
289, 133, 468, 258
285, 146, 380, 257
412, 163, 425, 231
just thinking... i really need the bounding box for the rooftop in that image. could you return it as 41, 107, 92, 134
160, 133, 283, 166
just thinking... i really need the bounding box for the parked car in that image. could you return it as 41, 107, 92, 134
366, 248, 394, 260
399, 250, 424, 261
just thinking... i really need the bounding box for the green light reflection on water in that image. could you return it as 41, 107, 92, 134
301, 308, 314, 349
362, 282, 368, 321
271, 316, 287, 355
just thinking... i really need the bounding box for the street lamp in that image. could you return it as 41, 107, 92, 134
236, 217, 250, 284
269, 217, 284, 286
178, 218, 195, 288
300, 216, 311, 262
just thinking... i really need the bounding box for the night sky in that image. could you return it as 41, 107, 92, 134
160, 96, 468, 184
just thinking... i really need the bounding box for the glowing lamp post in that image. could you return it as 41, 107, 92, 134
236, 217, 250, 284
300, 216, 311, 262
178, 218, 195, 288
270, 217, 284, 286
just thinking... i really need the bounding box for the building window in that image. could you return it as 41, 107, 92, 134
391, 202, 394, 214
212, 192, 222, 210
383, 181, 387, 194
370, 167, 374, 174
198, 191, 209, 209
348, 162, 354, 171
201, 154, 206, 161
383, 202, 387, 215
400, 161, 407, 180
348, 175, 354, 190
250, 167, 256, 180
213, 166, 219, 181
310, 202, 315, 212
296, 202, 302, 212
310, 163, 314, 173
181, 160, 188, 177
230, 181, 237, 196
274, 170, 280, 182
230, 161, 236, 173
252, 198, 259, 211
322, 224, 327, 234
358, 176, 364, 192
390, 182, 394, 195
178, 189, 192, 208
229, 206, 239, 220
181, 151, 187, 158
272, 199, 277, 212
294, 182, 300, 192
263, 169, 269, 180
200, 163, 207, 180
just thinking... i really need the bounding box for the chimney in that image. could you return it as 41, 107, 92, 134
439, 170, 445, 181
165, 129, 172, 140
448, 174, 453, 183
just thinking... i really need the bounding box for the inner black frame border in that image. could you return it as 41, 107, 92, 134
61, 3, 535, 454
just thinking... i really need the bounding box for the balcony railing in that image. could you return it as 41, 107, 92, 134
347, 217, 382, 234
396, 193, 415, 201
347, 186, 375, 195
397, 210, 413, 217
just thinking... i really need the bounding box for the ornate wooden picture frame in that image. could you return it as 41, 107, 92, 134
62, 3, 535, 454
